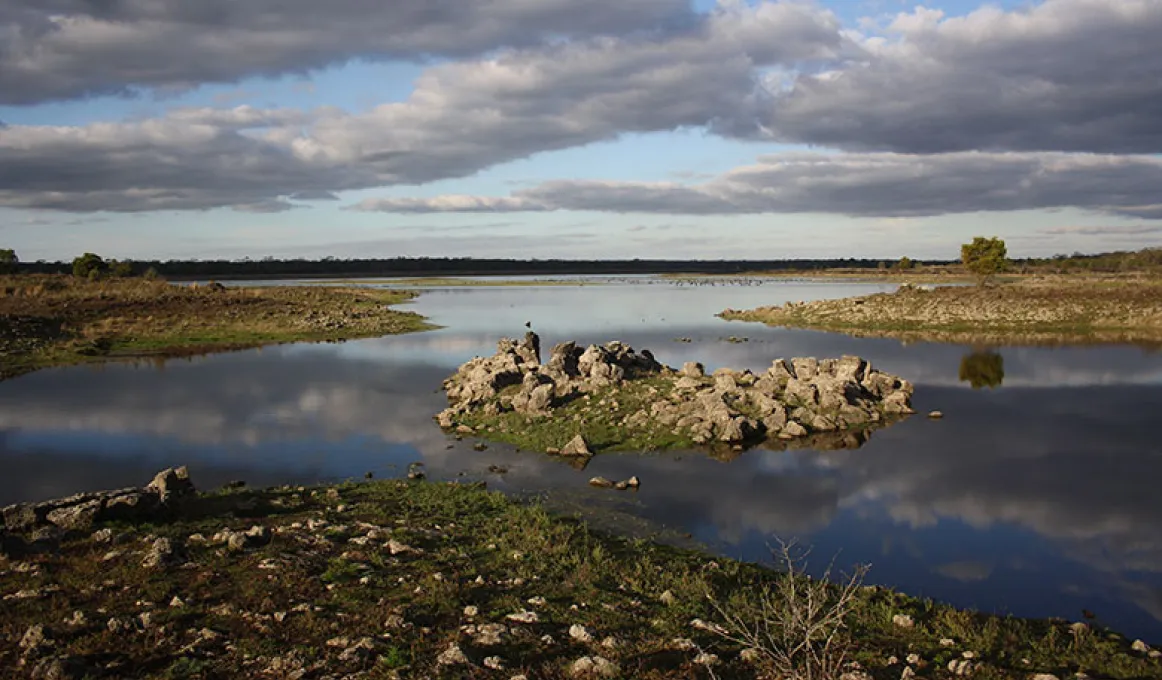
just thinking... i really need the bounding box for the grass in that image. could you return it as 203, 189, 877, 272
720, 275, 1162, 346
3, 480, 1159, 678
0, 274, 436, 381
456, 378, 697, 454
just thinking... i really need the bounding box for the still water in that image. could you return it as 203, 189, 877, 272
2, 279, 1161, 640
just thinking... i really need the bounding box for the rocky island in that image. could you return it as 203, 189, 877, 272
436, 334, 915, 455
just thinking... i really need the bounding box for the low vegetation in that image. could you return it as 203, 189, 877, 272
0, 274, 434, 381
438, 337, 915, 457
721, 276, 1162, 346
3, 478, 1159, 679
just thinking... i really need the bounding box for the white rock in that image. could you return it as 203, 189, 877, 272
659, 590, 676, 606
694, 652, 720, 666
463, 605, 479, 618
940, 638, 956, 647
438, 643, 469, 666
739, 647, 762, 663
569, 656, 620, 678
892, 614, 914, 628
527, 596, 547, 607
484, 656, 505, 670
600, 636, 619, 649
947, 659, 973, 676
569, 624, 594, 643
1131, 639, 1150, 653
1030, 674, 1059, 680
506, 610, 539, 624
906, 653, 920, 665
901, 667, 916, 680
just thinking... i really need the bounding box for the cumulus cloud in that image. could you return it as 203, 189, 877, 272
0, 3, 846, 212
0, 0, 696, 105
351, 152, 1162, 219
3, 0, 1160, 216
760, 0, 1162, 153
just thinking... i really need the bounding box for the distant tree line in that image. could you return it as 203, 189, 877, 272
11, 256, 955, 280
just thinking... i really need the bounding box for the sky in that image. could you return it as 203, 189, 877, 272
2, 0, 1161, 262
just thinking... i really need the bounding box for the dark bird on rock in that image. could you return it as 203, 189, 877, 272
525, 321, 532, 328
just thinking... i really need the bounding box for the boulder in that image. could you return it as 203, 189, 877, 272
561, 435, 592, 457
147, 467, 194, 504
680, 361, 704, 378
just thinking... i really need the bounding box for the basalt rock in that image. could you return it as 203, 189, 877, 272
437, 336, 914, 451
1, 467, 196, 536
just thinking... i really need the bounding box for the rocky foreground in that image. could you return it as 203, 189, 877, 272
4, 469, 1161, 679
437, 335, 914, 455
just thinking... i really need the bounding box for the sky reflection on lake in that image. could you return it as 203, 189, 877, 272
1, 279, 1161, 639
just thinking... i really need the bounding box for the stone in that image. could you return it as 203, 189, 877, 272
470, 623, 508, 646
694, 652, 720, 666
21, 624, 52, 652
659, 590, 676, 605
29, 656, 89, 680
947, 659, 973, 676
928, 410, 944, 419
506, 610, 539, 624
142, 537, 184, 569
484, 656, 505, 670
739, 648, 762, 663
45, 499, 103, 531
569, 624, 594, 643
588, 477, 614, 488
146, 467, 194, 503
901, 667, 916, 680
561, 435, 592, 457
681, 362, 705, 378
569, 656, 620, 678
906, 653, 920, 665
1132, 639, 1150, 653
437, 643, 469, 666
892, 614, 914, 628
1030, 675, 1059, 680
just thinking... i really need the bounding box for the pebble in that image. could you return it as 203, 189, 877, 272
463, 605, 479, 618
506, 610, 539, 624
928, 410, 944, 419
569, 624, 594, 643
437, 643, 469, 666
569, 656, 620, 678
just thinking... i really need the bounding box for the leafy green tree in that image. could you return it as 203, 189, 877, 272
894, 256, 915, 270
959, 351, 1005, 389
961, 236, 1007, 285
0, 248, 17, 274
72, 252, 106, 279
107, 259, 134, 277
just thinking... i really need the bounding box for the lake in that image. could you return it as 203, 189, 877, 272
2, 278, 1161, 640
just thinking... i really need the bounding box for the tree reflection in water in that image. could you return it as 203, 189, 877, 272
959, 350, 1005, 389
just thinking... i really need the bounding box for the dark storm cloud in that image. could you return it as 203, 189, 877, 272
0, 0, 696, 105
758, 0, 1162, 153
352, 152, 1162, 219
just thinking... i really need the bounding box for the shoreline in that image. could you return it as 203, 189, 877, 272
720, 276, 1162, 347
3, 471, 1159, 678
0, 275, 436, 382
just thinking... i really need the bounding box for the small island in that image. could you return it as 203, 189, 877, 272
436, 334, 915, 455
0, 273, 434, 381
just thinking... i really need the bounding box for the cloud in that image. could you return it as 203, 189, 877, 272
0, 3, 847, 213
1041, 225, 1162, 236
759, 0, 1162, 153
0, 0, 697, 105
351, 151, 1162, 219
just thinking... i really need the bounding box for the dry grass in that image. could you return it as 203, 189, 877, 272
721, 275, 1162, 346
